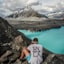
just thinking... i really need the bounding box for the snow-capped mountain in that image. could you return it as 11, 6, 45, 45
47, 12, 64, 19
7, 7, 48, 18
1, 0, 64, 19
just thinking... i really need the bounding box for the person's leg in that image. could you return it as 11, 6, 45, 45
20, 47, 31, 63
20, 47, 30, 59
23, 47, 30, 56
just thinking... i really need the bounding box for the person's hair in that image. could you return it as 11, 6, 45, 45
33, 38, 38, 42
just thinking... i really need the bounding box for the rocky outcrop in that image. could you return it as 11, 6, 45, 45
0, 17, 31, 64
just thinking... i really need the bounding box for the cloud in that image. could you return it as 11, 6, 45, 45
2, 0, 25, 10
0, 0, 64, 16
0, 0, 27, 16
26, 0, 39, 6
34, 0, 64, 14
0, 8, 13, 17
0, 0, 39, 13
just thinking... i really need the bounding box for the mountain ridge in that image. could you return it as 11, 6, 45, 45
7, 8, 48, 18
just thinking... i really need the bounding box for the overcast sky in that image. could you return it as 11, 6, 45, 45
0, 0, 64, 17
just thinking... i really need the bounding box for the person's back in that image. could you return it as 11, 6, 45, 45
28, 44, 43, 64
20, 38, 43, 64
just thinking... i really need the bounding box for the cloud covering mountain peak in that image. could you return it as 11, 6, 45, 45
0, 0, 64, 17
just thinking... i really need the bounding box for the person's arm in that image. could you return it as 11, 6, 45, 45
27, 45, 31, 51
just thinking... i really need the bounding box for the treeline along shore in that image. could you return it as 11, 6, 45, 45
6, 17, 64, 31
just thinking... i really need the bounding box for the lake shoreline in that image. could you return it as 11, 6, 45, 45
6, 18, 64, 31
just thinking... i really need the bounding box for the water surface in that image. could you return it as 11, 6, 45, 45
18, 26, 64, 54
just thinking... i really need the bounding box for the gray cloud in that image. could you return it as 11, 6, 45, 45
0, 0, 64, 16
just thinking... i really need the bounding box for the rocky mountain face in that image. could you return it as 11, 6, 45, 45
0, 17, 64, 64
7, 9, 48, 18
0, 17, 31, 64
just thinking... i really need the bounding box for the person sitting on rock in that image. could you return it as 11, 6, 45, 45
20, 38, 43, 64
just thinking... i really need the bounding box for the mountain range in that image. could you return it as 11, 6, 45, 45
6, 7, 64, 19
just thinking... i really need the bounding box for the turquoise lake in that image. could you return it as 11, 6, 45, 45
18, 26, 64, 54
